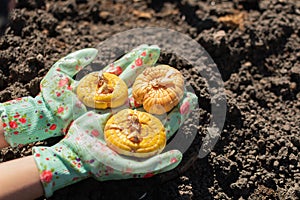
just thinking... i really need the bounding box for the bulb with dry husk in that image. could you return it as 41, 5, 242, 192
76, 72, 128, 109
104, 109, 166, 158
132, 65, 184, 115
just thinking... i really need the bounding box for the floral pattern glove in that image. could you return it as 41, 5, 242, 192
0, 45, 160, 147
0, 48, 98, 146
90, 45, 160, 115
32, 90, 197, 198
102, 44, 160, 87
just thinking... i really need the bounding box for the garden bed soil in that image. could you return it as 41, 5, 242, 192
0, 0, 299, 199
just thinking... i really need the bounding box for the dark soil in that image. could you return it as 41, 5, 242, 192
0, 0, 300, 199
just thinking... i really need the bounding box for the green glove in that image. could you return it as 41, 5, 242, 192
32, 91, 197, 197
0, 45, 160, 146
81, 44, 161, 114
0, 48, 98, 147
102, 44, 160, 87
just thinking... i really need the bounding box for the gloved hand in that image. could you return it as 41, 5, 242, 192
0, 45, 160, 146
32, 90, 198, 197
0, 48, 97, 147
81, 44, 161, 114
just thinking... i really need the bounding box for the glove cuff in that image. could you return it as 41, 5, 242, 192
0, 95, 62, 146
33, 143, 89, 197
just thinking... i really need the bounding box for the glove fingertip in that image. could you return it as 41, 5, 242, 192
147, 45, 160, 57
149, 44, 160, 51
155, 150, 182, 173
54, 48, 98, 77
75, 48, 98, 66
170, 149, 183, 162
161, 149, 183, 165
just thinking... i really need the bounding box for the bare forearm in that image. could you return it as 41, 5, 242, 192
0, 119, 9, 148
0, 155, 44, 200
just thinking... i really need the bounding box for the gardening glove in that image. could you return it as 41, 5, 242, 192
102, 44, 160, 87
32, 92, 197, 198
0, 48, 97, 147
97, 44, 160, 112
0, 45, 159, 147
